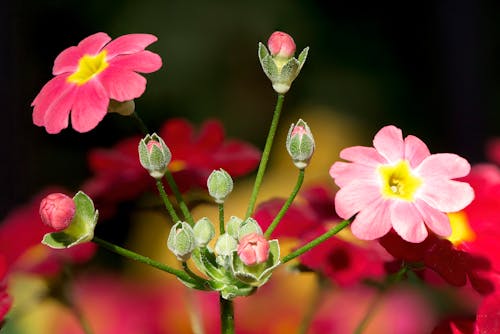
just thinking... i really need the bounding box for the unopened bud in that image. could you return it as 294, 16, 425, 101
39, 193, 76, 231
207, 169, 233, 204
226, 216, 243, 239
215, 233, 238, 257
268, 31, 296, 58
138, 133, 172, 179
286, 119, 315, 169
167, 222, 196, 261
193, 217, 215, 247
237, 233, 270, 266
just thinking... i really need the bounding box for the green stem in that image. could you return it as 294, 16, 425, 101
92, 237, 198, 285
220, 295, 235, 334
156, 179, 181, 223
281, 220, 351, 263
164, 170, 195, 225
219, 203, 225, 234
264, 169, 305, 238
245, 93, 285, 219
182, 261, 209, 286
131, 111, 149, 135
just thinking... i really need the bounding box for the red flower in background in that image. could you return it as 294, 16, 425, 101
84, 118, 260, 216
0, 255, 12, 323
255, 185, 388, 286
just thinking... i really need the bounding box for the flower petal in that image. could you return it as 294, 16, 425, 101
53, 46, 84, 75
70, 80, 108, 133
414, 199, 451, 237
390, 201, 428, 243
418, 179, 475, 212
404, 135, 430, 168
350, 197, 392, 240
372, 125, 404, 163
339, 146, 386, 166
43, 84, 77, 134
334, 180, 380, 219
104, 34, 158, 59
77, 32, 111, 55
32, 75, 69, 125
417, 153, 471, 180
99, 66, 146, 101
108, 50, 162, 73
329, 161, 377, 188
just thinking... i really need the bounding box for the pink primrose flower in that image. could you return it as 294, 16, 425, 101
267, 31, 296, 58
237, 233, 270, 266
330, 125, 474, 243
39, 192, 76, 231
32, 32, 162, 134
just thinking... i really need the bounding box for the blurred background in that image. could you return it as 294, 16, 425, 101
1, 0, 500, 333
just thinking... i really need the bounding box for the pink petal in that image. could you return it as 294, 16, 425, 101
32, 75, 69, 125
417, 153, 471, 180
53, 46, 84, 75
43, 84, 78, 134
329, 161, 377, 188
77, 32, 111, 55
390, 201, 428, 243
70, 80, 109, 133
404, 135, 430, 168
104, 34, 158, 59
339, 146, 386, 166
373, 125, 404, 163
414, 199, 451, 237
418, 179, 475, 212
99, 66, 147, 101
334, 180, 381, 219
108, 51, 162, 73
350, 197, 392, 240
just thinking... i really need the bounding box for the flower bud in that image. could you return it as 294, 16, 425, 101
267, 31, 296, 58
39, 193, 76, 231
258, 31, 309, 94
237, 233, 270, 266
226, 216, 243, 239
207, 169, 233, 204
167, 222, 196, 261
237, 217, 263, 240
193, 217, 215, 247
215, 233, 238, 257
138, 133, 172, 179
286, 119, 315, 169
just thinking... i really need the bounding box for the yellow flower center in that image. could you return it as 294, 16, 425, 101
378, 160, 423, 201
67, 51, 109, 85
447, 211, 476, 246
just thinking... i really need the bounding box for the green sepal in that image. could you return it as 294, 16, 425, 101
231, 239, 280, 287
297, 47, 309, 69
42, 191, 98, 249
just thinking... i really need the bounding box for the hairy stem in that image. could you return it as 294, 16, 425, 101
156, 179, 181, 223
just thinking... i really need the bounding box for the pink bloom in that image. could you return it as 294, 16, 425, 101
237, 233, 270, 266
330, 125, 474, 243
39, 193, 76, 231
267, 31, 296, 58
32, 32, 162, 133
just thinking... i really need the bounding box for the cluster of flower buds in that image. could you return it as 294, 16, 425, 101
258, 31, 309, 94
40, 191, 98, 249
286, 119, 315, 169
138, 133, 171, 179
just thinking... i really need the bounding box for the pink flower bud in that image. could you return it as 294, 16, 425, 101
39, 193, 76, 231
267, 31, 296, 58
237, 233, 270, 266
146, 139, 162, 153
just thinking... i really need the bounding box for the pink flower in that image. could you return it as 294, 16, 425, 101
330, 125, 474, 243
267, 31, 296, 58
31, 32, 162, 134
39, 193, 76, 231
237, 233, 270, 266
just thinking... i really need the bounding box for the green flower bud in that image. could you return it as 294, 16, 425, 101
193, 217, 215, 247
215, 233, 238, 257
207, 169, 233, 204
286, 119, 315, 169
167, 222, 196, 261
237, 217, 263, 240
42, 191, 98, 249
138, 133, 172, 179
226, 216, 243, 239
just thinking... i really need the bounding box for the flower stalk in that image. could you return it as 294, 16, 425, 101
155, 179, 181, 223
165, 170, 195, 225
220, 294, 235, 334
